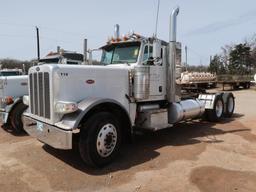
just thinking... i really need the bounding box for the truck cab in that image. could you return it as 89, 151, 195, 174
0, 69, 23, 76
39, 50, 84, 65
23, 8, 235, 168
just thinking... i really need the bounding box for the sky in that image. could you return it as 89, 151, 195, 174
0, 0, 256, 65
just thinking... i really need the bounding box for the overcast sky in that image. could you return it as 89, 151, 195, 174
1, 0, 256, 65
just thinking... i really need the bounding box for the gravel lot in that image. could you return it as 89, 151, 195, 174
0, 88, 256, 192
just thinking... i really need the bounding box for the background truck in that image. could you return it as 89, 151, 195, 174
180, 71, 253, 91
0, 49, 84, 133
23, 8, 235, 168
0, 68, 23, 76
180, 71, 217, 93
217, 74, 252, 90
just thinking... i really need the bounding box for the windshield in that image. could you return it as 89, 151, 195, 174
39, 58, 60, 64
0, 71, 21, 76
101, 42, 140, 65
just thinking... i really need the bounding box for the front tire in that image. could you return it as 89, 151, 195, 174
9, 102, 28, 134
79, 112, 122, 167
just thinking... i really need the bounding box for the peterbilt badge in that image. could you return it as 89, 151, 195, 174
86, 79, 95, 84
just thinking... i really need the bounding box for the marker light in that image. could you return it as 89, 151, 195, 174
55, 101, 78, 114
123, 35, 128, 41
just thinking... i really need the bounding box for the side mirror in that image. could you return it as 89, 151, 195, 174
146, 57, 154, 65
153, 39, 161, 58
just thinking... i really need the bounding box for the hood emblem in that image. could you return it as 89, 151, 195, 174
86, 79, 95, 84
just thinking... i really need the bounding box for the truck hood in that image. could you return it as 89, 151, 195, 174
28, 64, 131, 124
0, 75, 28, 98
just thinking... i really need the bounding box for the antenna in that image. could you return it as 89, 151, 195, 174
35, 26, 40, 61
154, 0, 160, 37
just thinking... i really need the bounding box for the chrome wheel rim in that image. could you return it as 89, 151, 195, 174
216, 100, 223, 118
96, 123, 117, 157
228, 97, 234, 113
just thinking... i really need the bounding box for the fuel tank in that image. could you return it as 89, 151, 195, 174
168, 99, 205, 124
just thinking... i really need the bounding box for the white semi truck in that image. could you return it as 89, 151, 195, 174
23, 8, 235, 167
0, 69, 28, 133
0, 50, 84, 133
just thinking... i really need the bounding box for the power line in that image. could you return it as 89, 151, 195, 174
0, 22, 86, 39
185, 46, 210, 65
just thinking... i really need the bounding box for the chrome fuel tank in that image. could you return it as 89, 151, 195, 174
168, 99, 205, 124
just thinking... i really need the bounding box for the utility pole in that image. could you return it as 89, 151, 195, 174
36, 26, 40, 61
185, 45, 188, 71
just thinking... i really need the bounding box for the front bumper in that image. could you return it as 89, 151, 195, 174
23, 116, 73, 149
0, 109, 8, 124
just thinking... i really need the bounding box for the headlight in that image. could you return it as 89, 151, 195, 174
23, 95, 29, 106
55, 101, 78, 114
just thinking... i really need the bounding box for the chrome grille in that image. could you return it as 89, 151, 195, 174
29, 72, 51, 119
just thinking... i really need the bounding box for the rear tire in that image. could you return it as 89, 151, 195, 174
233, 84, 239, 90
206, 95, 224, 122
9, 102, 28, 134
79, 112, 122, 168
223, 93, 235, 118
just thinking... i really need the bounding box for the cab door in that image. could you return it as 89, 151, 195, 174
142, 44, 166, 98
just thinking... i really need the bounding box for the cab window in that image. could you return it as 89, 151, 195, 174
143, 45, 153, 61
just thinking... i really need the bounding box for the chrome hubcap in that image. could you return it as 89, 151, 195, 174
216, 100, 223, 117
96, 123, 117, 157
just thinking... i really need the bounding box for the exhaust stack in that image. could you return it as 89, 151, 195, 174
83, 39, 88, 64
114, 24, 120, 39
57, 46, 60, 53
167, 7, 179, 103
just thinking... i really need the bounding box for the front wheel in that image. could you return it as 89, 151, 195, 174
9, 102, 28, 134
79, 112, 122, 167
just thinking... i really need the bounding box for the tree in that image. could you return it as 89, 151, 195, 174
208, 55, 226, 75
185, 65, 208, 72
0, 59, 34, 74
228, 43, 252, 75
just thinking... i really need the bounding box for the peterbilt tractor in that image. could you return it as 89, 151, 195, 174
0, 50, 84, 133
23, 8, 235, 167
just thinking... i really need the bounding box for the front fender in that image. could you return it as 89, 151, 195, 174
1, 97, 23, 124
5, 97, 22, 113
54, 97, 130, 130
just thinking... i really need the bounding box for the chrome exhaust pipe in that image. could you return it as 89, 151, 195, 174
170, 7, 179, 42
167, 7, 179, 103
114, 24, 120, 39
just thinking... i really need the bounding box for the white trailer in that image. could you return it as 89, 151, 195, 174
23, 8, 235, 167
0, 50, 84, 133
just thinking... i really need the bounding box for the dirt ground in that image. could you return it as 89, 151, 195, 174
0, 88, 256, 192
